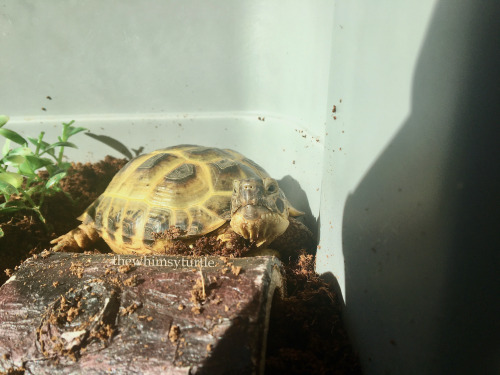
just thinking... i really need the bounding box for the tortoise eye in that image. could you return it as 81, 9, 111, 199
267, 183, 277, 193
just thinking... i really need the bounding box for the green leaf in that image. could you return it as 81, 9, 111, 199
0, 204, 27, 215
41, 141, 78, 155
2, 139, 10, 156
24, 155, 53, 171
4, 155, 26, 166
7, 147, 34, 156
0, 128, 27, 146
58, 161, 72, 171
0, 172, 23, 188
0, 115, 9, 128
28, 136, 46, 149
0, 226, 4, 238
28, 137, 52, 152
45, 164, 59, 176
18, 162, 37, 177
0, 180, 18, 195
0, 200, 27, 209
67, 126, 87, 138
17, 155, 52, 177
45, 171, 66, 188
0, 207, 20, 215
61, 120, 76, 140
0, 205, 20, 214
25, 183, 44, 196
85, 132, 133, 159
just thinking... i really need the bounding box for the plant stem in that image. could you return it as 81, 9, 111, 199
57, 121, 72, 166
22, 192, 49, 231
57, 146, 65, 166
35, 131, 45, 155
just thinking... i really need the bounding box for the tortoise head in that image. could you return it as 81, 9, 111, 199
230, 177, 303, 247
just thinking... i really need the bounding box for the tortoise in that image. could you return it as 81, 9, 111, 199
51, 145, 310, 255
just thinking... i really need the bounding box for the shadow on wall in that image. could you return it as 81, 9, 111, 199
279, 175, 319, 238
342, 1, 499, 374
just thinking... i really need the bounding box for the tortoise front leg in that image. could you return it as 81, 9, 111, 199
216, 223, 280, 258
215, 223, 238, 245
50, 224, 100, 252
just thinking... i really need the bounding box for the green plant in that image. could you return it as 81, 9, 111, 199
0, 116, 86, 233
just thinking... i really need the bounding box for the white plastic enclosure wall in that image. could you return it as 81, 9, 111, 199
1, 1, 498, 375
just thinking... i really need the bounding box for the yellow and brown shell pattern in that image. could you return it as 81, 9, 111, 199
80, 145, 269, 253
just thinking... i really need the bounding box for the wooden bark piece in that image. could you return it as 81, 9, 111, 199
0, 253, 284, 375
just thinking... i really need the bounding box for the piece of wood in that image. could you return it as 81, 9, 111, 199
0, 253, 284, 375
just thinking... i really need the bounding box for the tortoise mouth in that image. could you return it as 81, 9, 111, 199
230, 204, 289, 246
240, 204, 271, 221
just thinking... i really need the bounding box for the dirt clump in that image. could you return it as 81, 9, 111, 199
154, 227, 253, 258
169, 325, 180, 343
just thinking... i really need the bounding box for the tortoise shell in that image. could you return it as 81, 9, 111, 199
81, 145, 269, 253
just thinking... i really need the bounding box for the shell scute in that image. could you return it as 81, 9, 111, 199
165, 163, 195, 181
150, 163, 210, 208
106, 197, 127, 234
208, 161, 244, 191
183, 147, 233, 161
203, 195, 232, 221
173, 210, 189, 231
122, 202, 148, 239
187, 207, 222, 236
137, 152, 177, 170
108, 152, 181, 200
144, 207, 172, 240
93, 196, 112, 230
